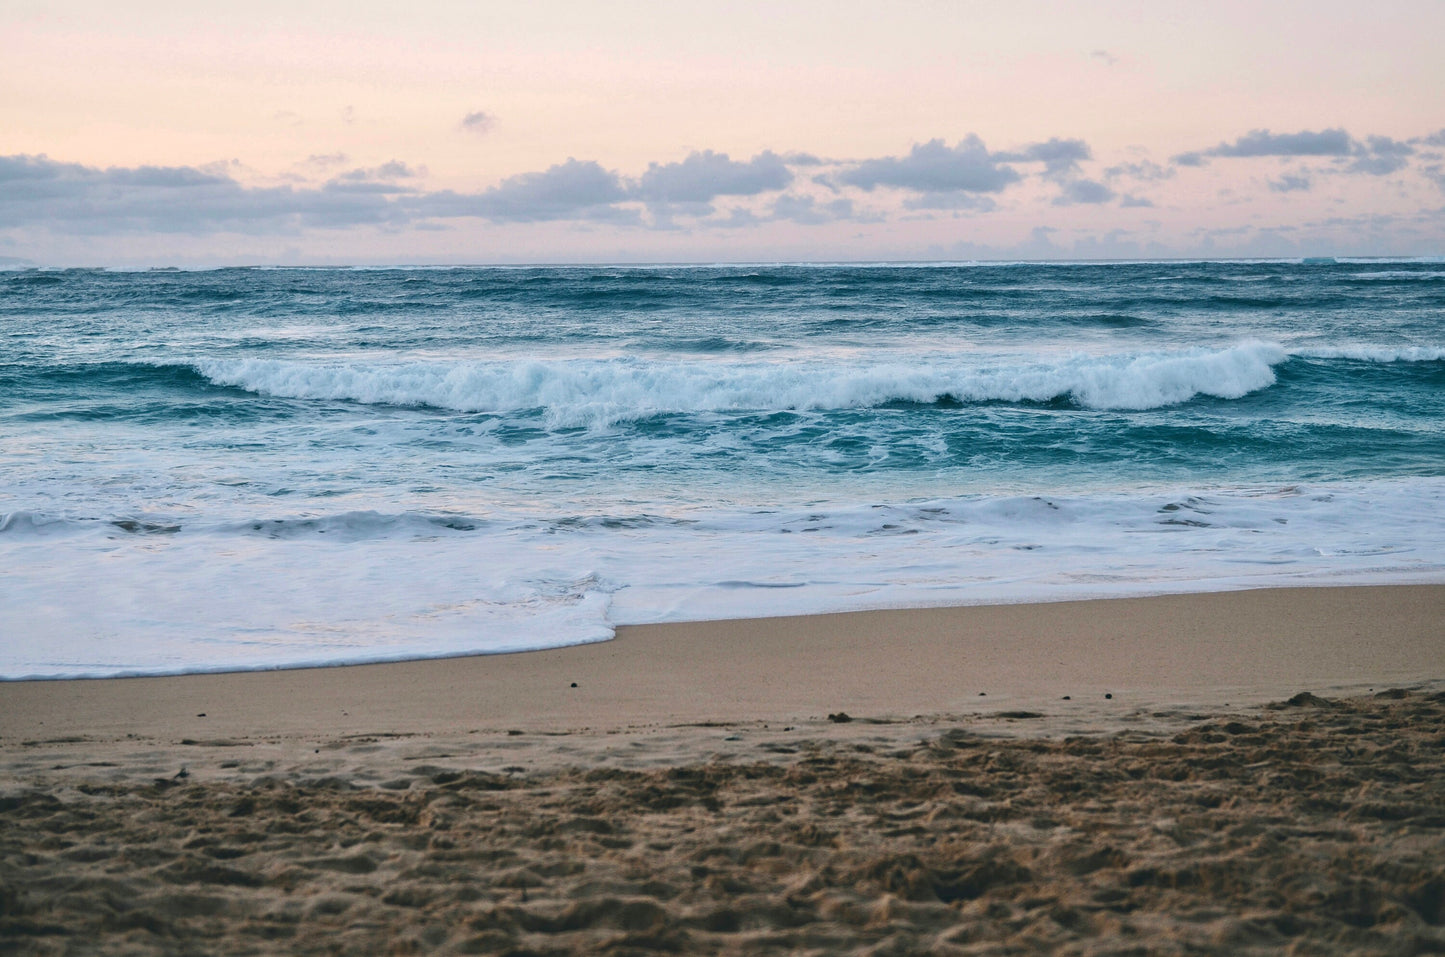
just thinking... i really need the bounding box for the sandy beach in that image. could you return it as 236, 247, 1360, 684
3, 584, 1443, 954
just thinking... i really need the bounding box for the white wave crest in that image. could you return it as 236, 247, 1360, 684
0, 511, 74, 537
191, 341, 1287, 426
217, 510, 484, 540
1346, 271, 1445, 280
1293, 345, 1445, 362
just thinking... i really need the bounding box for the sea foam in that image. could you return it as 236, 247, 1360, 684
4, 479, 1443, 678
191, 341, 1287, 426
1294, 345, 1445, 362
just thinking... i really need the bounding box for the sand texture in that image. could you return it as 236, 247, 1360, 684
2, 689, 1443, 955
2, 586, 1443, 954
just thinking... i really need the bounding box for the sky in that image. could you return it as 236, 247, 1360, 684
2, 0, 1444, 265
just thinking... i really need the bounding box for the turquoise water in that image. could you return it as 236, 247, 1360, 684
3, 260, 1443, 676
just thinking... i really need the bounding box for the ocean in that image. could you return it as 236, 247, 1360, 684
2, 260, 1442, 678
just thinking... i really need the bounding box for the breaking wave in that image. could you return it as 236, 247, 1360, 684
189, 341, 1290, 426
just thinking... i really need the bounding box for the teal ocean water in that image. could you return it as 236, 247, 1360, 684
3, 260, 1443, 677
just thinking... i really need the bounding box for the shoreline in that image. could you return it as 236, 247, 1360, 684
11, 572, 1445, 685
3, 584, 1440, 743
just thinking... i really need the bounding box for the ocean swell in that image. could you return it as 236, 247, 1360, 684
189, 341, 1288, 426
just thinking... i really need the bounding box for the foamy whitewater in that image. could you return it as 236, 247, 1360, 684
3, 261, 1443, 677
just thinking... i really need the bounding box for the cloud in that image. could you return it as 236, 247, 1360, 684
634, 150, 791, 204
1345, 135, 1413, 175
105, 165, 233, 189
1090, 49, 1118, 66
1215, 128, 1353, 157
12, 124, 1442, 253
1346, 155, 1408, 176
460, 111, 495, 134
1004, 138, 1092, 179
1269, 173, 1311, 192
1104, 160, 1173, 182
413, 158, 631, 223
1052, 179, 1115, 205
770, 194, 855, 225
1175, 127, 1428, 179
902, 192, 997, 212
1362, 135, 1413, 158
998, 139, 1114, 206
1420, 129, 1445, 147
644, 200, 716, 231
0, 154, 79, 185
322, 161, 424, 195
0, 154, 407, 234
841, 136, 1095, 209
706, 207, 765, 229
3, 152, 781, 235
839, 137, 1021, 194
0, 154, 625, 233
1174, 128, 1353, 165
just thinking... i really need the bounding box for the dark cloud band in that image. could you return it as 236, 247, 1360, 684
2, 125, 1438, 242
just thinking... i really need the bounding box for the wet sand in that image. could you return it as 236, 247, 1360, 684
2, 584, 1443, 954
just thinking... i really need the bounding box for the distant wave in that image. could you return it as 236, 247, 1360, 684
1293, 345, 1445, 362
1344, 271, 1445, 281
188, 341, 1289, 425
0, 509, 488, 541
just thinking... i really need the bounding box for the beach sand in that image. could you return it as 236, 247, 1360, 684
2, 584, 1442, 954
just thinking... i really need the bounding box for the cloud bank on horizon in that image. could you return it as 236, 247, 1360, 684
4, 124, 1444, 265
2, 2, 1443, 265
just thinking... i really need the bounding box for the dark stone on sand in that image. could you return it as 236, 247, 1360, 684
827, 712, 852, 723
1062, 695, 1071, 700
997, 711, 1044, 720
196, 713, 206, 717
1277, 691, 1338, 709
570, 682, 578, 688
1104, 693, 1113, 700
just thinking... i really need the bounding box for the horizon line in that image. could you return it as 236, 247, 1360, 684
6, 254, 1443, 272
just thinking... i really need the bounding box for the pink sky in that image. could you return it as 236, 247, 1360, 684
3, 1, 1443, 264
